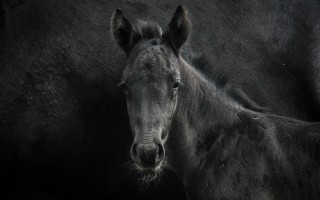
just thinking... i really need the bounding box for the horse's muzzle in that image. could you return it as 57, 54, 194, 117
130, 142, 165, 169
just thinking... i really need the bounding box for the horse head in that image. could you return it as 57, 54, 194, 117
111, 5, 191, 181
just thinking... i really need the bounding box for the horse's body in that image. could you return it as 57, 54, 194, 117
112, 5, 320, 200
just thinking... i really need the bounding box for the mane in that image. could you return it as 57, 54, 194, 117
182, 51, 228, 89
182, 51, 268, 113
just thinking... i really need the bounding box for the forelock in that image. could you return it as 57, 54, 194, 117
133, 20, 163, 40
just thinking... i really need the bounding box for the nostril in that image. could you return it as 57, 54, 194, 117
156, 143, 165, 163
130, 143, 139, 162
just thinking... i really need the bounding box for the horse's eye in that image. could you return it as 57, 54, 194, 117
173, 82, 179, 89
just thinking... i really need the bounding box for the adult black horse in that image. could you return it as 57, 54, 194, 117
112, 5, 320, 200
1, 0, 320, 199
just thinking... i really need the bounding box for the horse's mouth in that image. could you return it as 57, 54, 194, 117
135, 161, 163, 171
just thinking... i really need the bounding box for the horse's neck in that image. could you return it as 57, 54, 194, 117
166, 58, 241, 181
164, 60, 320, 197
178, 59, 239, 123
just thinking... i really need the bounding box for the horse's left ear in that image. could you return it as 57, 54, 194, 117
162, 5, 191, 54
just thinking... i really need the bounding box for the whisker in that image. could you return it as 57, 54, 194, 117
127, 158, 167, 187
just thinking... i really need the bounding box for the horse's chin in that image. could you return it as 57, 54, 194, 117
133, 161, 165, 185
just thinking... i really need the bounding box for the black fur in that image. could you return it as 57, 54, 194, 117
111, 8, 135, 53
112, 13, 268, 113
1, 1, 320, 200
183, 52, 229, 89
117, 6, 320, 199
183, 52, 268, 112
162, 5, 191, 54
111, 10, 162, 54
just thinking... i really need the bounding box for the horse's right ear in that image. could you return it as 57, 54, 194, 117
162, 6, 191, 54
111, 8, 134, 54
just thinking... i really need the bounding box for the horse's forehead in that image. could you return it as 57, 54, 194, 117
124, 42, 179, 84
136, 45, 169, 67
126, 46, 170, 74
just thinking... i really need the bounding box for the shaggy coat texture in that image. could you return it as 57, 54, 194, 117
113, 5, 320, 200
1, 0, 320, 199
